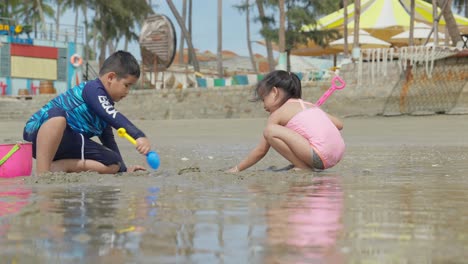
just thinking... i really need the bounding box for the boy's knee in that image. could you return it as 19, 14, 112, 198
101, 164, 120, 174
42, 116, 67, 130
103, 151, 124, 173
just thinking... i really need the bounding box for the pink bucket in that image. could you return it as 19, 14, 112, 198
0, 143, 33, 178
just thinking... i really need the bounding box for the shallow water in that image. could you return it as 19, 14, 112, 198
1, 116, 468, 263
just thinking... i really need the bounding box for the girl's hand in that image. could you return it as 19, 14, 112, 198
127, 165, 147, 172
135, 137, 151, 155
225, 166, 240, 173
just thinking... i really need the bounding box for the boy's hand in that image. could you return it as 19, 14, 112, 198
135, 137, 151, 155
127, 165, 146, 172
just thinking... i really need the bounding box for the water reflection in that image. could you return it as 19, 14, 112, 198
0, 184, 160, 263
0, 180, 32, 218
0, 179, 33, 264
340, 145, 468, 263
0, 175, 347, 263
253, 175, 344, 264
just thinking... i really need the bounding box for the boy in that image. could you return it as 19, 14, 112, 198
23, 50, 151, 175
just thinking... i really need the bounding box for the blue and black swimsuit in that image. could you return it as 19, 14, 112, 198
23, 78, 144, 172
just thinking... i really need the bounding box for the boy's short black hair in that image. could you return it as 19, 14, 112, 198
99, 50, 140, 79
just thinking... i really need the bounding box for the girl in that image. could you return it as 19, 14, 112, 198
227, 70, 345, 172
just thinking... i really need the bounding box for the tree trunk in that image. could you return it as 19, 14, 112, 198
98, 11, 107, 67
432, 0, 439, 46
92, 23, 98, 61
108, 40, 116, 55
217, 0, 223, 78
83, 5, 89, 60
343, 0, 349, 57
246, 0, 258, 73
36, 0, 46, 35
437, 0, 462, 46
167, 0, 200, 72
278, 0, 287, 71
178, 0, 187, 64
188, 0, 193, 64
353, 0, 360, 58
278, 0, 285, 52
74, 5, 79, 44
256, 0, 275, 71
55, 2, 61, 41
409, 0, 415, 46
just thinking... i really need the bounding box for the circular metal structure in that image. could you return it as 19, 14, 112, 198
139, 14, 177, 71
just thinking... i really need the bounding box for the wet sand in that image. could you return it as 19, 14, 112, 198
2, 115, 468, 178
1, 115, 468, 263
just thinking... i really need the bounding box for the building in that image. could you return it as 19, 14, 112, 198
0, 18, 84, 96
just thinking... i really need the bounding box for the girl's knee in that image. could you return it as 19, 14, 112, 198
263, 124, 276, 140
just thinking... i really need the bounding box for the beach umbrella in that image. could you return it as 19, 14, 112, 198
303, 0, 411, 42
329, 29, 391, 51
303, 0, 468, 41
255, 39, 340, 57
390, 22, 446, 45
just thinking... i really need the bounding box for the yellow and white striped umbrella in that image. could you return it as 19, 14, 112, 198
303, 0, 468, 41
390, 22, 446, 45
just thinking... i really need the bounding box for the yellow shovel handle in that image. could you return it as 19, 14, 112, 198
117, 128, 137, 145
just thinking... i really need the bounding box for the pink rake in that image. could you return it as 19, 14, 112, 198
315, 75, 346, 106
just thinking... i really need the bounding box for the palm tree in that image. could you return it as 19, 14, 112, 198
343, 0, 349, 57
178, 0, 187, 64
437, 0, 462, 45
233, 0, 258, 73
352, 0, 360, 58
18, 0, 54, 38
64, 0, 87, 45
54, 0, 68, 41
167, 0, 200, 72
0, 0, 22, 22
432, 0, 439, 46
88, 0, 151, 66
188, 0, 193, 64
217, 0, 223, 78
256, 0, 275, 71
278, 0, 286, 70
409, 0, 415, 46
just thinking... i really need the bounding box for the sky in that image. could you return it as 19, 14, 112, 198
151, 0, 269, 57
58, 0, 272, 61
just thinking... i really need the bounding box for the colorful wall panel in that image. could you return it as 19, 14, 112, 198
10, 44, 58, 59
11, 56, 57, 80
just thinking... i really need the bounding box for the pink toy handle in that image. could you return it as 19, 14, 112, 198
315, 75, 346, 106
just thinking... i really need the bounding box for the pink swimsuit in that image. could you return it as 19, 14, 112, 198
285, 99, 345, 169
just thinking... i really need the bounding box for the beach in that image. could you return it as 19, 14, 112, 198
1, 115, 468, 263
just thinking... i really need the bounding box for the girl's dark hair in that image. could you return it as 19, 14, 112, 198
99, 50, 140, 79
252, 70, 301, 103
